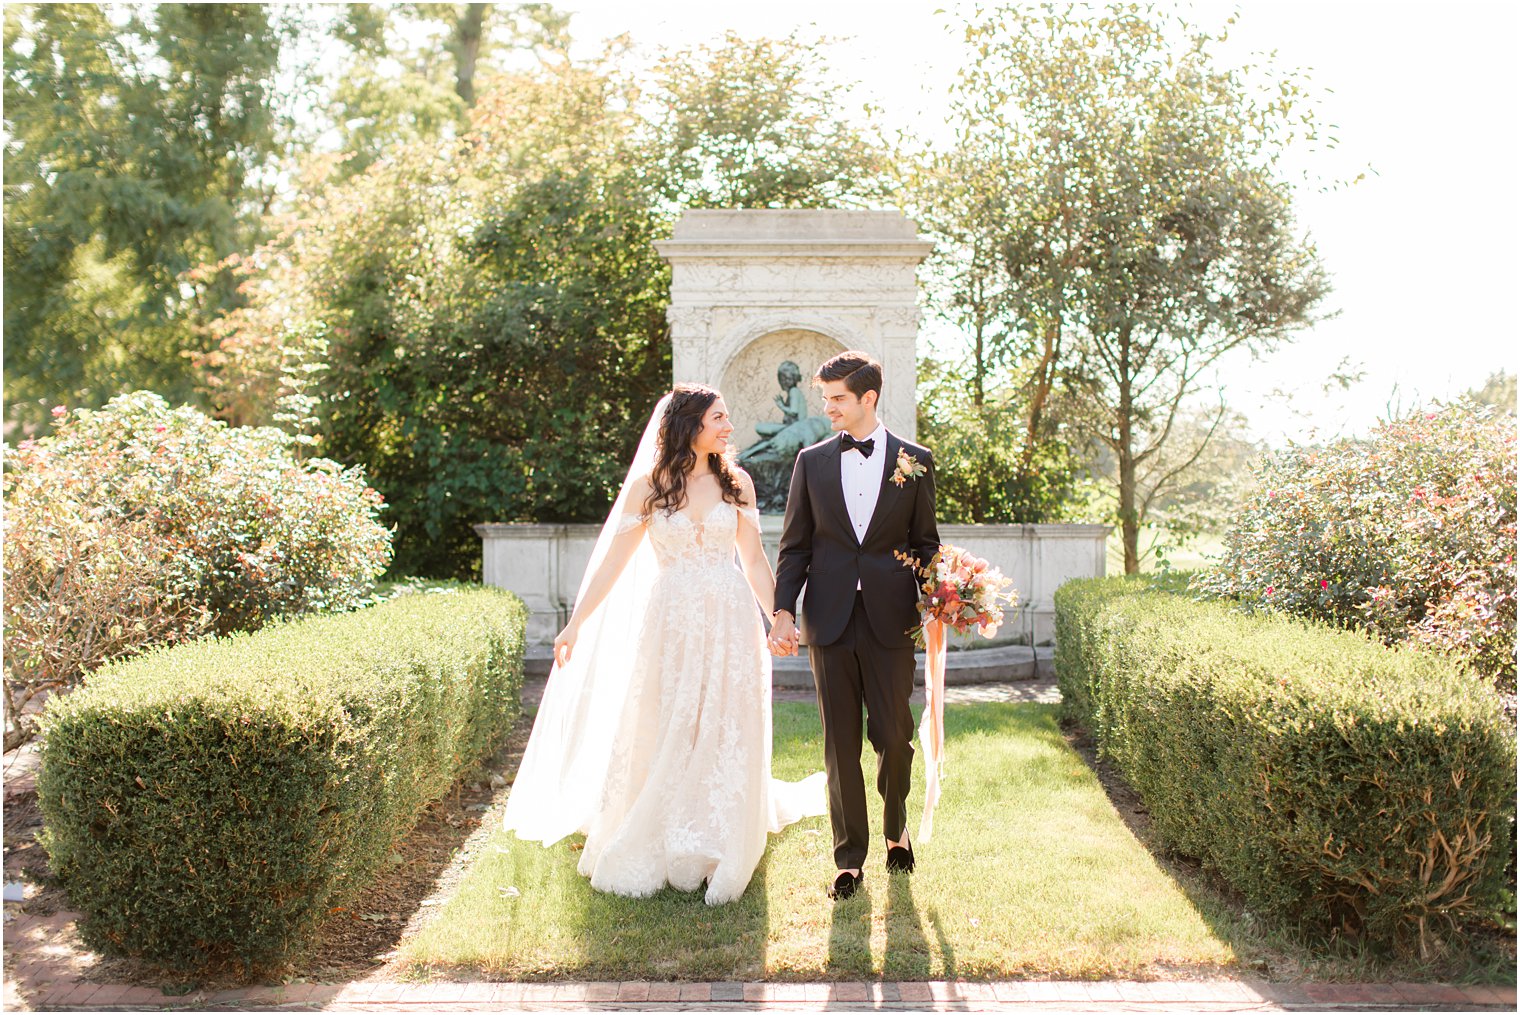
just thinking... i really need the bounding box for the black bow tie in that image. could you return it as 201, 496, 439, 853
841, 433, 875, 458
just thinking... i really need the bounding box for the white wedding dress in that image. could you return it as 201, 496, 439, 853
576, 500, 825, 905
501, 393, 825, 907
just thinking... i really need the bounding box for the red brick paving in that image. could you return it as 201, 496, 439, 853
4, 974, 1515, 1010
614, 979, 648, 1001
584, 980, 619, 1001
828, 980, 868, 1001
1474, 984, 1519, 1004
645, 981, 682, 1002
896, 981, 933, 1002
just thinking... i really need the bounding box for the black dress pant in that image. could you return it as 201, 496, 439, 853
808, 591, 916, 870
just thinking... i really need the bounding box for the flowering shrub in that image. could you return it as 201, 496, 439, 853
3, 392, 393, 747
1193, 401, 1516, 693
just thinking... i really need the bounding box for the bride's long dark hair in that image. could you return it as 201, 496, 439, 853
644, 384, 745, 517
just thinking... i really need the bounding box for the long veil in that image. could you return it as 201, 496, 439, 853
501, 394, 670, 845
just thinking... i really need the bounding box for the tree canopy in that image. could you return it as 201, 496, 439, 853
3, 5, 1381, 579
913, 5, 1330, 565
3, 3, 302, 433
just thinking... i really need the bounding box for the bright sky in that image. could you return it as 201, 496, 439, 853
558, 0, 1520, 446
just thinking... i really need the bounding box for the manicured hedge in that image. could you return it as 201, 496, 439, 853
37, 586, 525, 972
1055, 575, 1515, 956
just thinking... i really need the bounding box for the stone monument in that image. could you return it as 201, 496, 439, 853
654, 209, 934, 507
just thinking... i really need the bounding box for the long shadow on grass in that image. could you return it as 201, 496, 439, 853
826, 886, 871, 974
882, 873, 931, 978
559, 864, 769, 981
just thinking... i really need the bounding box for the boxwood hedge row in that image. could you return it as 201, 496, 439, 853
37, 586, 525, 972
1055, 575, 1514, 956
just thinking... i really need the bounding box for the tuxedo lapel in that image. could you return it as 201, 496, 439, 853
861, 431, 902, 546
816, 437, 857, 544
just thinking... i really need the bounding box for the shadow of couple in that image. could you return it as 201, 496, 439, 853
827, 869, 953, 982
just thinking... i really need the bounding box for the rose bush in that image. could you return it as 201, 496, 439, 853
3, 392, 393, 747
1193, 400, 1516, 694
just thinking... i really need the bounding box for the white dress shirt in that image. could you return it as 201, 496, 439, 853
840, 422, 888, 588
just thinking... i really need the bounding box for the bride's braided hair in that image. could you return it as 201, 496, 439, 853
645, 384, 746, 517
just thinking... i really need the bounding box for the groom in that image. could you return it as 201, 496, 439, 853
769, 351, 940, 900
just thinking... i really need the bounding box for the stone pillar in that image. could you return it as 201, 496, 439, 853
474, 523, 566, 644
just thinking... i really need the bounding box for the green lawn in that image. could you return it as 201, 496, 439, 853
398, 703, 1237, 980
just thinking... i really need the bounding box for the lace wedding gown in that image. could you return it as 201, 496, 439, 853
576, 500, 826, 905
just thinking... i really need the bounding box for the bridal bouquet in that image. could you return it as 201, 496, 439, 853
895, 545, 1018, 644
894, 544, 1019, 843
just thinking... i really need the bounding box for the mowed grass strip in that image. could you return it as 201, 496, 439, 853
398, 702, 1234, 980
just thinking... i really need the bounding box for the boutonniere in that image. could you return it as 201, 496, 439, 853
890, 448, 927, 486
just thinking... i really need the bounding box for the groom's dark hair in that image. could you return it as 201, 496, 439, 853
815, 350, 882, 404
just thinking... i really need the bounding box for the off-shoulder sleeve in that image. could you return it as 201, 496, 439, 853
737, 506, 761, 531
615, 512, 647, 536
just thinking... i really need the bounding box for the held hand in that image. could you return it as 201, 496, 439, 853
768, 612, 799, 657
553, 621, 580, 668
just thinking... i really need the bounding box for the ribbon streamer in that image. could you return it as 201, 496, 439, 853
917, 617, 948, 843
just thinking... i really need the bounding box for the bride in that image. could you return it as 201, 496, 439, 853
502, 384, 825, 905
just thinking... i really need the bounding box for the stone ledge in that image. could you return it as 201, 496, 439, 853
523, 643, 1056, 686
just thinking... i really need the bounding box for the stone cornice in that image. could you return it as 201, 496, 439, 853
654, 240, 934, 262
473, 523, 565, 538
937, 523, 1115, 537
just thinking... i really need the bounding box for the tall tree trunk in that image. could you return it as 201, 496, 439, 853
973, 320, 985, 408
454, 4, 488, 107
1116, 323, 1139, 574
1019, 317, 1059, 473
1118, 437, 1140, 574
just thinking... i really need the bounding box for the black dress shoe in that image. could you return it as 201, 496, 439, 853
828, 870, 863, 900
886, 843, 915, 874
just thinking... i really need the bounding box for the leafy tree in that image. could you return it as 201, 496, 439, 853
918, 358, 1090, 524
643, 31, 886, 209
1468, 370, 1516, 415
925, 6, 1330, 569
210, 61, 671, 577
325, 3, 572, 179
3, 3, 308, 435
909, 138, 1091, 523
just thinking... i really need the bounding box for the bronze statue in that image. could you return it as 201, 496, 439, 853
740, 360, 832, 513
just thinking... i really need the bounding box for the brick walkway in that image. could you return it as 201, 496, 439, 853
5, 680, 1513, 1012
6, 973, 1515, 1011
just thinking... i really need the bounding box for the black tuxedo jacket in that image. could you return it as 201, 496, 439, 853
774, 429, 941, 648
